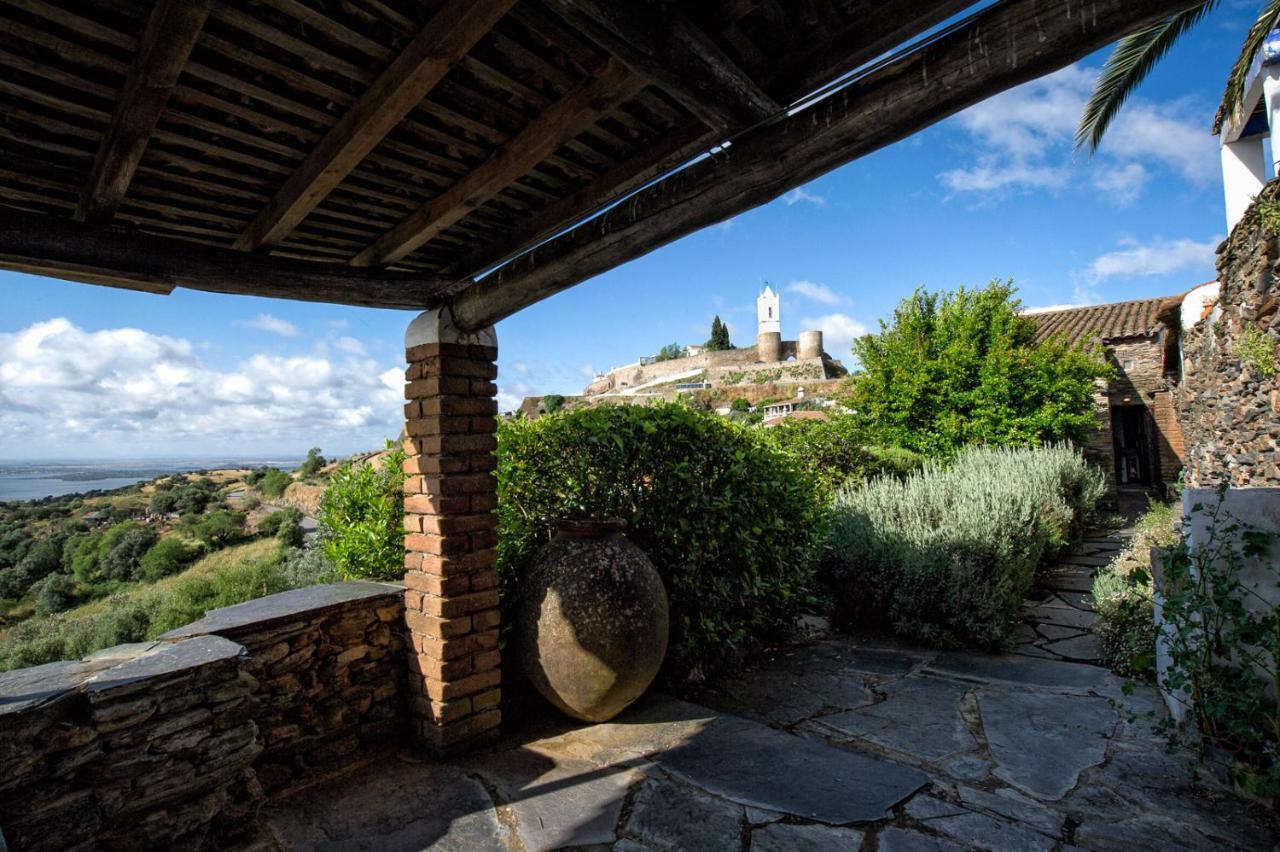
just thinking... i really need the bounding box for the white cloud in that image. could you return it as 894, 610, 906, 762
242, 313, 300, 337
786, 280, 846, 306
799, 313, 868, 361
0, 319, 402, 455
511, 361, 531, 376
335, 336, 365, 355
578, 363, 597, 379
942, 63, 1216, 203
1084, 235, 1221, 282
782, 187, 826, 207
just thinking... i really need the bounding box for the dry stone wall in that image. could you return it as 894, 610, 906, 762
1177, 190, 1280, 487
0, 581, 406, 851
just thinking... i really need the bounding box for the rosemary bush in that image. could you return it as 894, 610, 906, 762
822, 444, 1105, 648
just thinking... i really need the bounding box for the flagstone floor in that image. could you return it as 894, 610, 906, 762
263, 523, 1276, 852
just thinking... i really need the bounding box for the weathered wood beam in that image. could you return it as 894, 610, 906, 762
233, 0, 515, 252
443, 123, 712, 281
449, 0, 1204, 331
350, 58, 647, 268
0, 214, 450, 309
76, 0, 214, 223
542, 0, 778, 131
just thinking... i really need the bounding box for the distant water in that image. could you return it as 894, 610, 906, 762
0, 459, 303, 502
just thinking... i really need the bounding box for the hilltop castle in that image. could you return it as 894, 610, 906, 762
581, 286, 841, 398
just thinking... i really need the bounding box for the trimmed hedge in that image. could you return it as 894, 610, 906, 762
497, 404, 824, 681
822, 443, 1105, 648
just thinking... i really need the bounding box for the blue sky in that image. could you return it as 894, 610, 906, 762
0, 4, 1258, 459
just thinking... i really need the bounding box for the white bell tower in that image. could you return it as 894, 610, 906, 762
757, 285, 780, 336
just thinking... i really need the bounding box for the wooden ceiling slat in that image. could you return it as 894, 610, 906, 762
235, 0, 515, 251
352, 59, 645, 267
542, 0, 777, 133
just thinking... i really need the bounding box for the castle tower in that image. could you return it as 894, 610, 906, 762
756, 285, 782, 362
798, 329, 824, 360
757, 285, 780, 335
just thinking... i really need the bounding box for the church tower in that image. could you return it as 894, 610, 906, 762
756, 285, 782, 361
757, 285, 780, 335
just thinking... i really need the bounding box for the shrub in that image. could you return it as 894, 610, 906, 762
823, 444, 1105, 648
136, 536, 198, 582
185, 510, 246, 549
847, 281, 1112, 457
497, 404, 824, 681
98, 525, 159, 581
542, 394, 566, 414
255, 468, 293, 498
257, 507, 302, 537
730, 397, 750, 412
653, 342, 686, 362
319, 444, 407, 581
1091, 500, 1179, 678
864, 444, 926, 479
763, 415, 874, 498
34, 573, 76, 616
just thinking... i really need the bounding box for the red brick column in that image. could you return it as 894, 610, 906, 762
401, 308, 501, 755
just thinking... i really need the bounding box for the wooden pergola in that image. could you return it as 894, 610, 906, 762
0, 0, 1199, 752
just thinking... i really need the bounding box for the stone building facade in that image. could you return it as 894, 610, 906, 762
1031, 298, 1186, 494
1170, 190, 1280, 487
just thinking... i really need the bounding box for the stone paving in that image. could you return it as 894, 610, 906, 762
1014, 531, 1126, 665
263, 522, 1277, 851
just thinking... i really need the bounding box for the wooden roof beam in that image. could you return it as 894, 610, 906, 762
351, 58, 647, 268
542, 0, 778, 132
0, 214, 451, 309
76, 0, 215, 223
234, 0, 516, 252
448, 0, 1205, 330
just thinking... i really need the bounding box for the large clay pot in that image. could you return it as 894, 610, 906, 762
518, 518, 669, 722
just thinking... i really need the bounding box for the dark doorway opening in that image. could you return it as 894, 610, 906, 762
1111, 405, 1153, 486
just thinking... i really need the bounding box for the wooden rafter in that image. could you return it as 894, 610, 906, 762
350, 58, 647, 268
233, 0, 517, 252
0, 214, 453, 309
75, 0, 214, 224
448, 0, 1205, 330
542, 0, 778, 131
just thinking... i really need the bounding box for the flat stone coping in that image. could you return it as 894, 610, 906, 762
1, 636, 244, 717
161, 581, 404, 640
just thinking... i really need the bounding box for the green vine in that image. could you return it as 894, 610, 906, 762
1257, 197, 1280, 235
1237, 325, 1278, 378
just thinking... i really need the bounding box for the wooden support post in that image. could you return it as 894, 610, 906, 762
402, 308, 502, 754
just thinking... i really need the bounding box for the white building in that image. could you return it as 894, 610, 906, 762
1220, 29, 1280, 231
757, 285, 780, 336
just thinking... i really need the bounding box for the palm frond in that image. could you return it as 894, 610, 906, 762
1076, 2, 1218, 153
1219, 0, 1280, 134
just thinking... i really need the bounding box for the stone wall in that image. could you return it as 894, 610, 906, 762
163, 581, 406, 794
0, 581, 406, 850
1176, 190, 1280, 487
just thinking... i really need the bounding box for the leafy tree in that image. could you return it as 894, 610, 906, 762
257, 507, 302, 537
63, 532, 102, 583
256, 468, 293, 498
297, 447, 326, 477
847, 281, 1111, 457
730, 397, 751, 412
705, 315, 732, 351
0, 534, 65, 598
187, 510, 246, 549
542, 394, 566, 414
1076, 2, 1275, 151
319, 443, 407, 581
137, 537, 198, 582
34, 573, 76, 616
99, 525, 159, 581
653, 342, 686, 362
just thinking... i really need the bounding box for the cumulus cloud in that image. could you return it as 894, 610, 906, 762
781, 187, 826, 207
799, 313, 869, 362
242, 313, 300, 337
941, 64, 1216, 204
335, 336, 365, 355
0, 319, 401, 455
1084, 235, 1222, 282
786, 280, 846, 306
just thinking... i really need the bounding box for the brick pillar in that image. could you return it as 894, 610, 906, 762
401, 307, 501, 755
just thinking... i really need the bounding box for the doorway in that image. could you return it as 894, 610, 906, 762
1111, 405, 1153, 486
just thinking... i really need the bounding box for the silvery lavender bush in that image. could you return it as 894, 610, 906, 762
822, 444, 1105, 648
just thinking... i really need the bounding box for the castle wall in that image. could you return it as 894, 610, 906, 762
585, 343, 814, 394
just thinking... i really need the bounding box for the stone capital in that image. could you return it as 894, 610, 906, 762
405, 306, 496, 350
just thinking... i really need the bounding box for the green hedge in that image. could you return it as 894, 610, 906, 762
822, 444, 1105, 648
762, 415, 924, 498
497, 404, 824, 681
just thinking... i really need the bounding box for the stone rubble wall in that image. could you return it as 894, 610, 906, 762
1177, 189, 1280, 487
0, 581, 406, 851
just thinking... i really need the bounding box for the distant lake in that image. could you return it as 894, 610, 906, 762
0, 459, 303, 502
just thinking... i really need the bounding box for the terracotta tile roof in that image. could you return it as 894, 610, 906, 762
1028, 296, 1177, 347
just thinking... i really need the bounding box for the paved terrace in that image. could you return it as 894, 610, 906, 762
261, 528, 1274, 852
